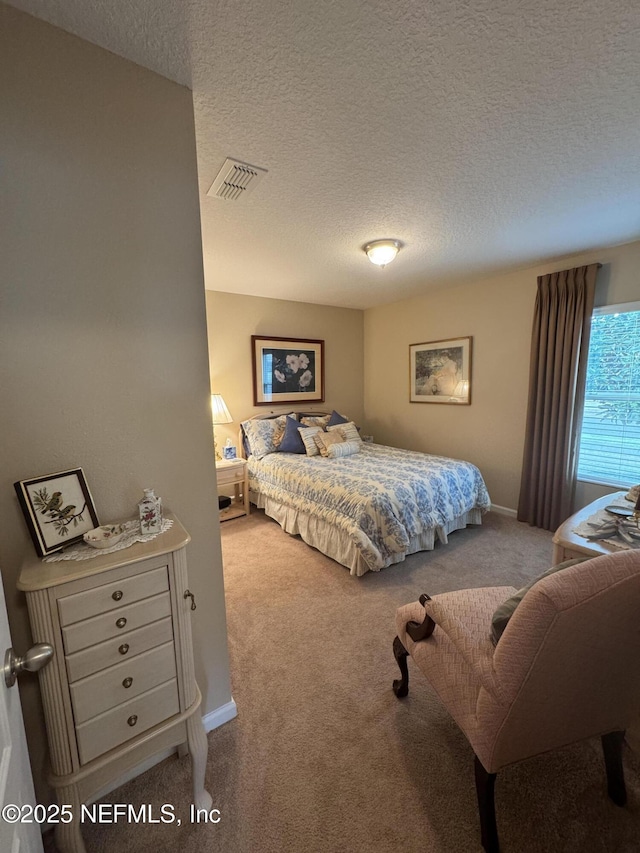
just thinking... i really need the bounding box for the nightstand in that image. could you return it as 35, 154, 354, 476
216, 458, 250, 521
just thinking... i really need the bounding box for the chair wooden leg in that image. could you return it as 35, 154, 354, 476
602, 730, 627, 806
474, 756, 499, 853
392, 636, 409, 698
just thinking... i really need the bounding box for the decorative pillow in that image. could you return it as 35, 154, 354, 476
241, 419, 277, 459
277, 416, 308, 454
314, 429, 346, 457
326, 439, 361, 459
241, 416, 293, 459
300, 426, 323, 456
327, 421, 362, 445
491, 557, 589, 644
326, 409, 349, 427
300, 414, 331, 430
272, 412, 297, 448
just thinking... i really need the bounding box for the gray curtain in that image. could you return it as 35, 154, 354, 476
517, 264, 599, 530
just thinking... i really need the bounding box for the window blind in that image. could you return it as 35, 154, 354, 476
577, 303, 640, 488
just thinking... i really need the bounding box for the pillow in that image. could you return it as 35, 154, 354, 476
241, 419, 278, 459
491, 557, 589, 644
272, 412, 297, 448
314, 429, 346, 457
326, 439, 361, 459
327, 421, 362, 445
300, 414, 331, 430
326, 409, 349, 427
300, 426, 323, 456
240, 415, 291, 459
277, 416, 308, 454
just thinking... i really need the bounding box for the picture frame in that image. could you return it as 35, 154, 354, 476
14, 468, 100, 557
252, 335, 325, 406
409, 337, 472, 404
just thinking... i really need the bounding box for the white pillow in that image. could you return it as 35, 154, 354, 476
327, 421, 362, 444
326, 440, 361, 459
300, 426, 323, 456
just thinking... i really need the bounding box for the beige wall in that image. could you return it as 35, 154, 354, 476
205, 291, 364, 448
0, 6, 231, 802
364, 241, 640, 512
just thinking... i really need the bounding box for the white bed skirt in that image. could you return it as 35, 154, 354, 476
251, 490, 484, 577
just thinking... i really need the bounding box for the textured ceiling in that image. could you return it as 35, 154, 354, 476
8, 0, 640, 308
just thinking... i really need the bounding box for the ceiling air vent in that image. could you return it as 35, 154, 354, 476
207, 158, 268, 201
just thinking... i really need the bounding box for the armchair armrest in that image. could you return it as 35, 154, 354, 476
421, 588, 515, 697
406, 593, 436, 641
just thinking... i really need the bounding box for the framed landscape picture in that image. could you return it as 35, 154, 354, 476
410, 337, 472, 404
14, 468, 100, 557
252, 336, 325, 406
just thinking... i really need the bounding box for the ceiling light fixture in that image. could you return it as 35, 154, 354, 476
363, 239, 402, 267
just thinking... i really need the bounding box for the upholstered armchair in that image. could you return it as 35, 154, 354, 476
392, 549, 640, 853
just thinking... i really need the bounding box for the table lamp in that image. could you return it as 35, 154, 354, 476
211, 394, 233, 461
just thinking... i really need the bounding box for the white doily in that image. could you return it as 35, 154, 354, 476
573, 496, 639, 552
44, 518, 174, 562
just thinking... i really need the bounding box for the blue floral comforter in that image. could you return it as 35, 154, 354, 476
248, 443, 491, 572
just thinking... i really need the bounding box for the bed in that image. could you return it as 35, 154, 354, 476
240, 411, 491, 577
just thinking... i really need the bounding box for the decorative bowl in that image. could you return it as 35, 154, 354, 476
83, 524, 127, 549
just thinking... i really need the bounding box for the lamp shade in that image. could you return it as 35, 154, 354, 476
211, 394, 233, 424
364, 239, 401, 267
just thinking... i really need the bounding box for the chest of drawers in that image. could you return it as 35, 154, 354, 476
18, 514, 211, 853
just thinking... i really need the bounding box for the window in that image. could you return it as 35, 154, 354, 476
577, 302, 640, 487
261, 352, 273, 397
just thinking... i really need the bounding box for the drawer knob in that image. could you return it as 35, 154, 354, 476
127, 715, 138, 727
115, 617, 127, 629
112, 590, 123, 601
118, 643, 130, 656
122, 677, 133, 689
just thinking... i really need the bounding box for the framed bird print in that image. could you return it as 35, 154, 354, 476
14, 468, 99, 557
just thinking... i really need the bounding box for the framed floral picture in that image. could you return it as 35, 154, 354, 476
252, 336, 325, 406
14, 468, 100, 557
410, 337, 472, 404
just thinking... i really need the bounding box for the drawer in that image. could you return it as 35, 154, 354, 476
216, 466, 245, 486
70, 642, 177, 724
65, 617, 174, 683
76, 679, 180, 765
62, 592, 171, 655
58, 566, 169, 627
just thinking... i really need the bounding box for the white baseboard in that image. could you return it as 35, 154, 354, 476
202, 698, 238, 732
489, 504, 517, 518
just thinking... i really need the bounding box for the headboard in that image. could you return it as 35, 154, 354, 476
238, 410, 333, 459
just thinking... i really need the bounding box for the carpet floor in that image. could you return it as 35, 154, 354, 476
81, 510, 640, 853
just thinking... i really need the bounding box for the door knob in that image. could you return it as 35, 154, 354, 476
4, 643, 54, 688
